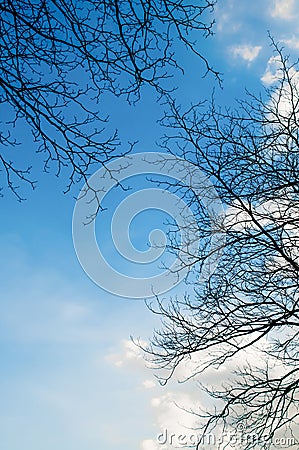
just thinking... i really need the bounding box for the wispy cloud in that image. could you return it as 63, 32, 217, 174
261, 55, 282, 85
112, 334, 299, 450
231, 45, 262, 62
282, 35, 299, 49
0, 242, 155, 450
142, 379, 156, 389
270, 0, 296, 20
141, 439, 160, 450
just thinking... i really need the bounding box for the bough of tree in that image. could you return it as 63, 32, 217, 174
141, 42, 299, 449
0, 0, 217, 200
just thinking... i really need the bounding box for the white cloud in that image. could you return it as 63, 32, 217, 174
111, 326, 299, 450
282, 35, 299, 49
231, 45, 262, 62
141, 439, 160, 450
262, 56, 299, 127
105, 338, 149, 368
271, 0, 296, 20
110, 339, 206, 448
142, 379, 156, 389
216, 11, 241, 33
0, 239, 159, 450
272, 66, 299, 117
150, 391, 204, 444
261, 55, 282, 85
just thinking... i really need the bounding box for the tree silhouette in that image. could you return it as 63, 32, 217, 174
0, 0, 217, 199
145, 42, 299, 449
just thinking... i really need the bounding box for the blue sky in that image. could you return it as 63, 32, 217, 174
1, 1, 299, 449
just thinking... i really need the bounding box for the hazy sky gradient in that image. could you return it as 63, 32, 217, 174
1, 1, 299, 449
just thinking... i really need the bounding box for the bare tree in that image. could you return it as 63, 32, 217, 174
144, 42, 299, 449
0, 0, 217, 200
